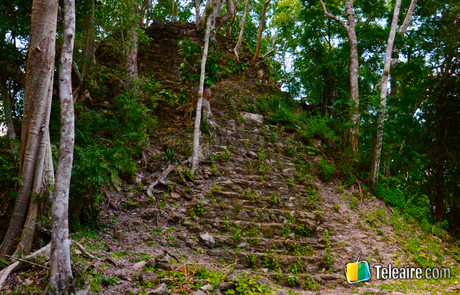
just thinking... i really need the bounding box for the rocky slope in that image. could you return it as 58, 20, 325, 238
2, 22, 459, 295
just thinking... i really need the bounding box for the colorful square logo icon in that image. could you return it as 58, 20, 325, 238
345, 260, 370, 284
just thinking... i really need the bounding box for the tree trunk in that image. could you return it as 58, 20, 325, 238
319, 0, 359, 153
0, 0, 58, 259
76, 0, 95, 102
233, 0, 250, 61
252, 0, 271, 63
344, 0, 359, 153
369, 0, 401, 191
191, 14, 212, 172
0, 82, 18, 148
49, 0, 75, 291
127, 7, 139, 81
227, 0, 240, 37
399, 0, 418, 36
195, 0, 202, 29
216, 0, 235, 32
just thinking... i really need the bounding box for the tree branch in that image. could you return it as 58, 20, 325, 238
319, 0, 349, 31
399, 0, 418, 35
262, 48, 275, 59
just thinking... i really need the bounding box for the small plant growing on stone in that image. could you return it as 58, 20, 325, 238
196, 200, 204, 216
269, 192, 280, 204
348, 196, 359, 209
220, 149, 231, 161
232, 226, 242, 245
212, 183, 222, 192
318, 159, 335, 182
242, 189, 257, 201
294, 224, 310, 238
287, 177, 295, 186
332, 202, 340, 212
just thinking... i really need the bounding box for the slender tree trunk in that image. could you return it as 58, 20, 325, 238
49, 0, 75, 291
227, 0, 240, 37
369, 0, 401, 191
191, 14, 212, 172
127, 7, 139, 81
399, 0, 418, 36
319, 0, 359, 153
252, 0, 270, 62
76, 0, 95, 102
344, 0, 359, 153
234, 0, 250, 61
435, 118, 445, 222
0, 83, 17, 146
195, 0, 202, 29
0, 0, 58, 259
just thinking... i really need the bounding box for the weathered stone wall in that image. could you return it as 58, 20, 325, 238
138, 21, 278, 94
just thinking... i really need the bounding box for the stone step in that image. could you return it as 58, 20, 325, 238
200, 204, 318, 224
192, 218, 317, 239
212, 235, 323, 253
206, 248, 323, 273
204, 192, 317, 210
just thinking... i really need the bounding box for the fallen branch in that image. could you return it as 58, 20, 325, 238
5, 255, 50, 270
74, 241, 97, 260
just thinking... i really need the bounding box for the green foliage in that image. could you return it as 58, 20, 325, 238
178, 38, 248, 87
226, 274, 271, 295
318, 159, 335, 182
71, 84, 157, 225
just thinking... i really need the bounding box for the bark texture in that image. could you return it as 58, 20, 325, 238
370, 0, 401, 191
191, 14, 212, 172
320, 0, 359, 153
399, 0, 418, 36
234, 0, 250, 61
227, 0, 240, 37
252, 0, 271, 63
48, 0, 76, 291
0, 0, 58, 259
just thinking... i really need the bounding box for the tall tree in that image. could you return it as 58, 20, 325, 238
369, 0, 402, 191
192, 5, 213, 172
48, 0, 76, 291
319, 0, 359, 153
192, 0, 235, 171
370, 0, 418, 191
252, 0, 271, 62
234, 0, 250, 61
0, 0, 58, 258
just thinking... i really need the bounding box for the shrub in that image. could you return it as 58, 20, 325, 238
318, 159, 335, 182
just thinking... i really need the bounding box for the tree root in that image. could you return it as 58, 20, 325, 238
0, 243, 51, 291
147, 164, 175, 197
0, 240, 97, 292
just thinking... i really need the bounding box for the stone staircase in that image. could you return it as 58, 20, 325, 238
179, 82, 341, 289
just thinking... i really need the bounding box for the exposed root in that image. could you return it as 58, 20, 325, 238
147, 164, 175, 197
0, 243, 51, 291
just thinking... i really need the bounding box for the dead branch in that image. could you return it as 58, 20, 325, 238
5, 255, 50, 270
74, 241, 97, 260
